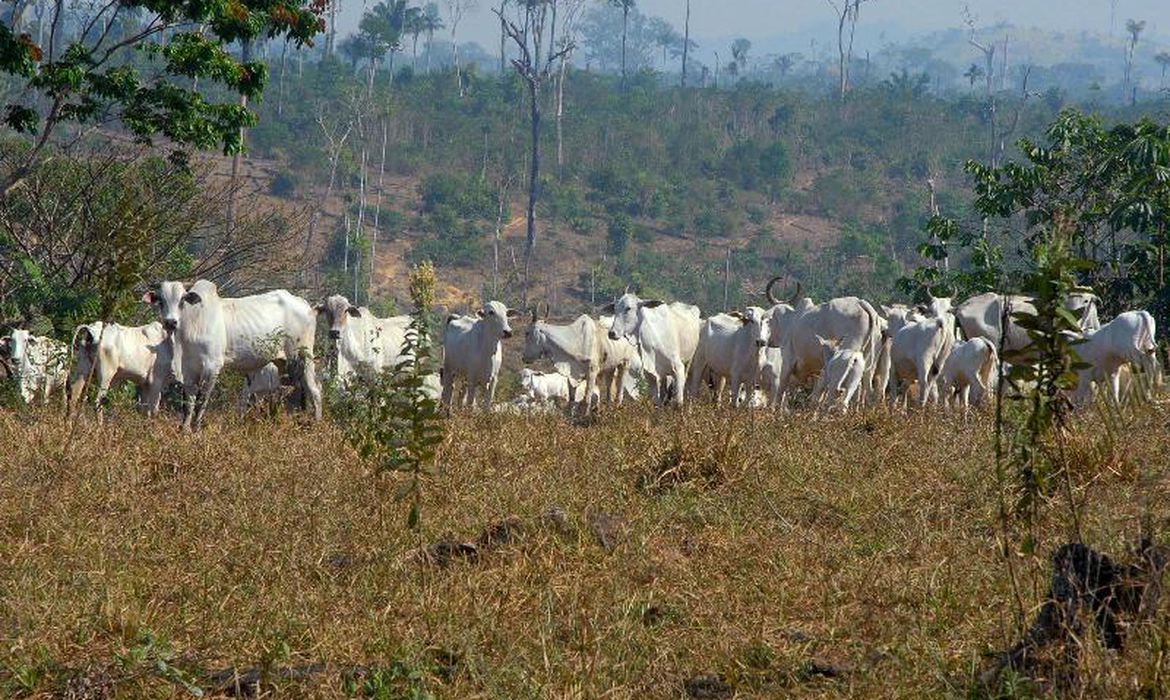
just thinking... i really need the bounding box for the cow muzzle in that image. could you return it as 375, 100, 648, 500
501, 329, 513, 339
756, 339, 767, 348
162, 319, 177, 332
608, 330, 619, 341
329, 329, 341, 340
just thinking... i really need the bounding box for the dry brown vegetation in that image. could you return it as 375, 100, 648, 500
2, 403, 1169, 698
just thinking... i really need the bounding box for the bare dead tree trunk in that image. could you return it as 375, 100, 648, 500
278, 39, 288, 116
303, 114, 353, 285
681, 0, 690, 87
370, 118, 387, 292
556, 48, 569, 175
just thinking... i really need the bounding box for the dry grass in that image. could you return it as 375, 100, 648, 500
1, 402, 1169, 698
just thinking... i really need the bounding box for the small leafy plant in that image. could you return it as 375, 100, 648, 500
342, 261, 445, 530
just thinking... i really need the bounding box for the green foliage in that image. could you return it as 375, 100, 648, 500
0, 0, 324, 172
999, 227, 1092, 549
116, 629, 204, 696
339, 262, 444, 530
342, 660, 435, 699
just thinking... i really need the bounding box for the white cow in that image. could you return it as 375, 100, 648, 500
518, 367, 581, 405
522, 311, 630, 412
316, 295, 411, 382
605, 293, 701, 406
763, 279, 881, 407
440, 300, 517, 409
889, 315, 955, 407
956, 292, 1100, 352
938, 337, 998, 409
1070, 310, 1158, 405
68, 321, 173, 416
1, 329, 69, 404
758, 346, 784, 407
811, 340, 866, 411
687, 306, 770, 406
145, 280, 323, 430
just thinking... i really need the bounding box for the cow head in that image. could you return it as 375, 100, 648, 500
522, 304, 551, 362
1066, 292, 1100, 332
315, 294, 362, 341
144, 280, 200, 333
478, 300, 517, 339
604, 293, 663, 341
733, 306, 771, 347
5, 329, 33, 364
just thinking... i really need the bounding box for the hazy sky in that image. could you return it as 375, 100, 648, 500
339, 1, 1167, 51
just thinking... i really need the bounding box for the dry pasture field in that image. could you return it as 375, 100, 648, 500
1, 403, 1169, 698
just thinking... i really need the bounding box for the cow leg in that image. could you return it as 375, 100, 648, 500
584, 363, 599, 414
672, 362, 687, 407
143, 373, 166, 418
484, 375, 498, 410
1109, 370, 1122, 405
465, 380, 479, 410
181, 383, 198, 431
300, 355, 323, 420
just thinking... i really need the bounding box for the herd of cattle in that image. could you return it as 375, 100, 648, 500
0, 277, 1160, 429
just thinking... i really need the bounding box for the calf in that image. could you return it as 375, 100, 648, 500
2, 329, 69, 404
68, 321, 173, 416
145, 280, 323, 430
441, 300, 517, 410
1071, 310, 1158, 405
519, 368, 578, 405
812, 340, 866, 411
938, 337, 998, 409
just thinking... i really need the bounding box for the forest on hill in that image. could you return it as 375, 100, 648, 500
1, 0, 1169, 333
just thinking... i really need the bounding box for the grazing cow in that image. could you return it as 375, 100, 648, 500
956, 292, 1100, 352
522, 310, 630, 412
811, 340, 866, 411
518, 367, 580, 405
687, 306, 770, 406
889, 315, 955, 407
763, 278, 882, 407
1070, 310, 1158, 405
1, 329, 69, 404
605, 293, 701, 406
938, 337, 998, 409
68, 321, 173, 416
316, 294, 411, 382
144, 280, 323, 430
441, 300, 517, 409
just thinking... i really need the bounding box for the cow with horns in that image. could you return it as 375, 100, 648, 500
762, 277, 882, 408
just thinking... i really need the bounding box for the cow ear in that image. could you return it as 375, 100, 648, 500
446, 314, 460, 325
183, 291, 202, 305
476, 309, 485, 318
641, 300, 665, 309
346, 306, 362, 318
600, 303, 615, 314
26, 336, 37, 345
142, 290, 157, 305
506, 309, 519, 319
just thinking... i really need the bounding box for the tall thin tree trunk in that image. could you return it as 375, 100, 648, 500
681, 0, 690, 87
556, 55, 569, 175
278, 39, 288, 116
523, 83, 541, 305
356, 143, 368, 299
371, 119, 387, 292
426, 31, 433, 73
620, 7, 628, 90
226, 39, 253, 243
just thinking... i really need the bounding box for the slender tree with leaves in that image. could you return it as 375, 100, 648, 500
608, 0, 634, 89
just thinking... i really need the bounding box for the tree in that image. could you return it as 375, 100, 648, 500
608, 0, 635, 89
1124, 18, 1146, 100
826, 0, 870, 101
340, 33, 375, 72
445, 0, 477, 96
359, 0, 408, 93
405, 5, 426, 71
730, 37, 751, 75
421, 2, 444, 73
646, 16, 680, 70
0, 0, 324, 200
680, 0, 691, 87
1156, 51, 1170, 90
496, 0, 574, 303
